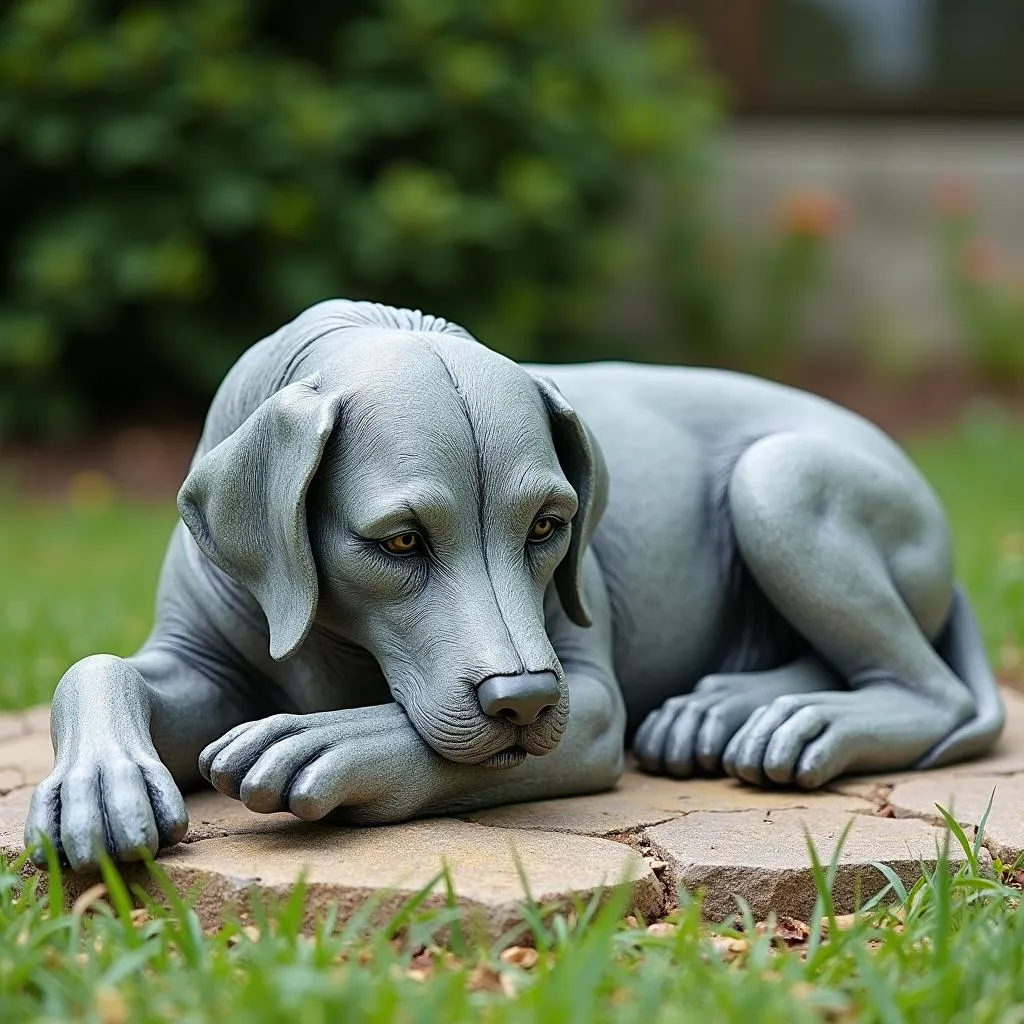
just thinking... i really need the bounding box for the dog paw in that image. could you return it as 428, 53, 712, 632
199, 705, 439, 823
24, 751, 188, 872
720, 694, 836, 787
633, 677, 770, 777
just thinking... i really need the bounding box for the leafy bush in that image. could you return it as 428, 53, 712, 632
0, 0, 717, 436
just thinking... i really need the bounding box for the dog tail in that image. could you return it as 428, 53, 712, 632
915, 586, 1006, 768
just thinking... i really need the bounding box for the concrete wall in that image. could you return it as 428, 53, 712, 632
715, 122, 1024, 361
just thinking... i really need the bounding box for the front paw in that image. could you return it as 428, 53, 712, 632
199, 706, 439, 823
633, 680, 767, 778
721, 695, 833, 787
25, 750, 188, 872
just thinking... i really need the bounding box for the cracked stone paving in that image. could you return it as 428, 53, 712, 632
4, 690, 1024, 934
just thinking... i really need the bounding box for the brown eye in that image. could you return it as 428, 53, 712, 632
382, 532, 421, 555
528, 516, 558, 543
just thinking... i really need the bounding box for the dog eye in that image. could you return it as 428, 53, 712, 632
381, 532, 421, 556
527, 516, 559, 543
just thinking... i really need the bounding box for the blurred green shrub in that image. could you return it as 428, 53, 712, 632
0, 0, 718, 436
934, 178, 1024, 382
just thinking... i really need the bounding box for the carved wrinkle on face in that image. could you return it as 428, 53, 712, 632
314, 466, 578, 768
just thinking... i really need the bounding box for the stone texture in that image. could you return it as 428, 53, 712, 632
646, 808, 976, 922
464, 769, 870, 837
0, 712, 24, 744
129, 818, 662, 937
889, 774, 1024, 863
20, 705, 51, 736
0, 732, 53, 787
2, 688, 1024, 930
181, 788, 298, 843
0, 784, 32, 834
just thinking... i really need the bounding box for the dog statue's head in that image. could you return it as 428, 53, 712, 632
177, 304, 607, 768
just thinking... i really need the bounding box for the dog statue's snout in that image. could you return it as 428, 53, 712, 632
477, 672, 560, 726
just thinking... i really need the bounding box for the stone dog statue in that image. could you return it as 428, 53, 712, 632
26, 299, 1005, 870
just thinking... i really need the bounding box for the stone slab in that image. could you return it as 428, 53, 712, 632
21, 706, 51, 736
0, 732, 53, 787
181, 788, 299, 843
2, 687, 1024, 929
464, 770, 871, 837
0, 713, 24, 744
126, 819, 661, 938
0, 705, 51, 743
645, 807, 976, 922
889, 773, 1024, 864
0, 784, 32, 832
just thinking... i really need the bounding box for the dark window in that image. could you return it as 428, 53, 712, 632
646, 0, 1024, 117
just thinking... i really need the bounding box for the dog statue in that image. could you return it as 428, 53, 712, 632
26, 300, 1005, 870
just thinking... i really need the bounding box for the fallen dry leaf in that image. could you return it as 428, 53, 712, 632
710, 936, 749, 961
409, 950, 434, 972
500, 946, 539, 969
1001, 868, 1024, 891
820, 913, 860, 935
228, 924, 261, 947
467, 964, 505, 995
876, 804, 896, 818
647, 921, 678, 938
773, 916, 811, 945
71, 883, 109, 918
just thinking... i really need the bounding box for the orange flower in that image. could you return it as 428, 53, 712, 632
933, 175, 975, 219
776, 187, 849, 239
959, 236, 1004, 284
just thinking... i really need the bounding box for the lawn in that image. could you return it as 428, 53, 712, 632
1, 418, 1024, 1022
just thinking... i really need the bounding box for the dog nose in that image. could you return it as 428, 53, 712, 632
477, 672, 560, 726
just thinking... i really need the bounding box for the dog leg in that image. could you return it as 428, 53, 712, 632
718, 432, 975, 788
633, 655, 842, 778
198, 551, 627, 822
24, 644, 254, 870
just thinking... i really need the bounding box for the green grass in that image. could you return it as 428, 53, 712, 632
0, 500, 176, 709
4, 812, 1024, 1022
908, 412, 1024, 664
1, 418, 1023, 1022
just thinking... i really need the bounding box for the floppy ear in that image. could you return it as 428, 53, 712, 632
531, 374, 609, 628
177, 378, 343, 661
